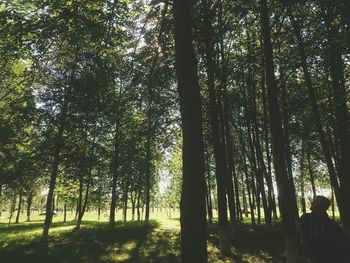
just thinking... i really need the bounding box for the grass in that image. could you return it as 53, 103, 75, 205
0, 210, 285, 263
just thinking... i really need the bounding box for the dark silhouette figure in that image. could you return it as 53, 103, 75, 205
300, 195, 349, 263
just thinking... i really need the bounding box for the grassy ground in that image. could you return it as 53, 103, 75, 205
0, 210, 285, 263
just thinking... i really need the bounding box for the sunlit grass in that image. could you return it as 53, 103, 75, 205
0, 209, 296, 262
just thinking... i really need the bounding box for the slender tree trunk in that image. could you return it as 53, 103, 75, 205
218, 92, 236, 228
43, 47, 79, 241
323, 6, 350, 230
144, 130, 152, 226
123, 185, 128, 223
261, 44, 277, 220
173, 0, 208, 261
201, 0, 230, 254
75, 200, 79, 221
110, 119, 120, 228
242, 182, 248, 218
331, 186, 335, 220
300, 140, 306, 214
252, 110, 271, 224
144, 1, 168, 227
8, 193, 16, 226
26, 193, 32, 222
205, 152, 213, 224
15, 190, 23, 224
76, 168, 92, 231
64, 203, 67, 223
137, 189, 141, 221
0, 183, 2, 220
287, 7, 348, 227
260, 1, 299, 261
242, 146, 255, 225
306, 149, 317, 197
131, 192, 136, 221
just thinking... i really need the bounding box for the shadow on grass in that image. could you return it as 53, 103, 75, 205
207, 223, 285, 263
0, 220, 180, 263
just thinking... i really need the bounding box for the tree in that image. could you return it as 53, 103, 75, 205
173, 0, 208, 261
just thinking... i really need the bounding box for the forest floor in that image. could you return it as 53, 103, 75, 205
0, 211, 285, 263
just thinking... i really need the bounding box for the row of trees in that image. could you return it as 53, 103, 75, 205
175, 0, 350, 262
1, 0, 349, 262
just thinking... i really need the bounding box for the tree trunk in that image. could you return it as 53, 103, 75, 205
144, 130, 152, 226
131, 191, 136, 221
110, 119, 120, 228
8, 193, 16, 226
15, 190, 23, 224
300, 140, 306, 214
76, 168, 92, 231
123, 179, 128, 223
261, 44, 278, 220
43, 47, 79, 241
137, 189, 141, 221
144, 1, 168, 227
306, 148, 317, 197
205, 153, 213, 224
0, 183, 2, 220
260, 1, 299, 261
26, 193, 32, 222
323, 5, 350, 229
173, 0, 208, 261
201, 0, 230, 255
287, 6, 348, 227
64, 203, 67, 223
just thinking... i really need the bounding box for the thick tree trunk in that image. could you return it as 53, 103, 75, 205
260, 1, 299, 261
173, 0, 208, 261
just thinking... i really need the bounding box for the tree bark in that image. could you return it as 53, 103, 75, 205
173, 0, 208, 261
201, 0, 230, 255
260, 1, 299, 261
